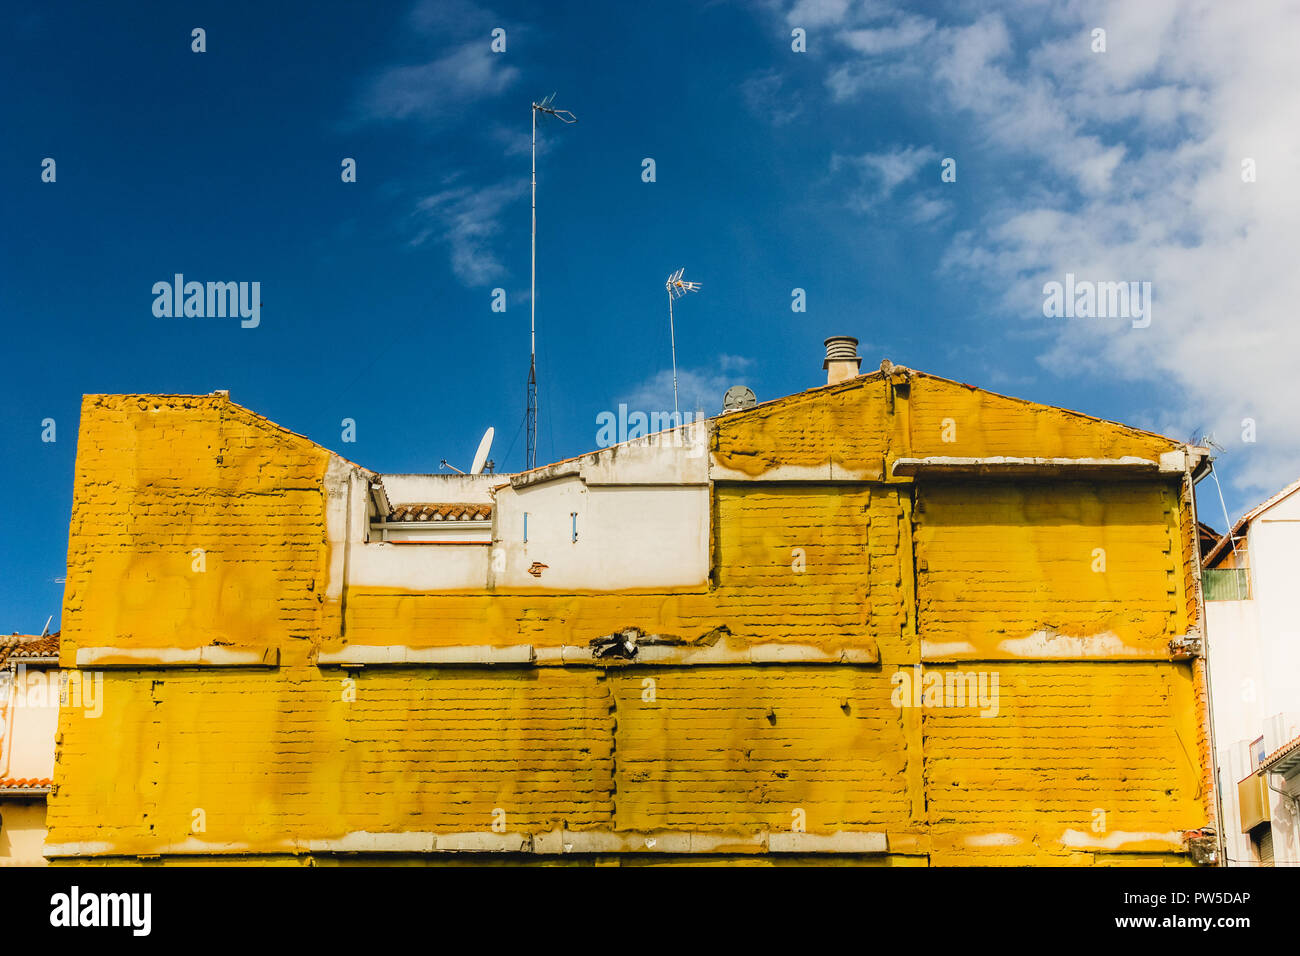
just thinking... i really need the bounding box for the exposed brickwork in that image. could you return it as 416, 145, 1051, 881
609, 667, 911, 832
923, 663, 1201, 864
46, 378, 1214, 865
48, 669, 614, 852
712, 377, 895, 478
60, 395, 332, 663
914, 481, 1186, 657
908, 374, 1177, 460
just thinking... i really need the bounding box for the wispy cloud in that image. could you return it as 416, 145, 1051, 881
360, 41, 518, 124
741, 70, 804, 127
362, 2, 525, 287
831, 144, 940, 213
839, 13, 935, 54
621, 356, 756, 415
355, 1, 518, 125
413, 179, 525, 286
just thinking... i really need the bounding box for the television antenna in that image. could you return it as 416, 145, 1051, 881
527, 93, 577, 471
666, 268, 702, 418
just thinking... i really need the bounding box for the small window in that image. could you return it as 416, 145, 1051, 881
1203, 567, 1249, 601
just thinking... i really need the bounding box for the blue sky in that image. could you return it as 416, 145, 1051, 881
3, 0, 1297, 631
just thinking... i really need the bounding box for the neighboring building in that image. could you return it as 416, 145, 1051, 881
45, 338, 1219, 865
1202, 480, 1300, 866
0, 632, 60, 865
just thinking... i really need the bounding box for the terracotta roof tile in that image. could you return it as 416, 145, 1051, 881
1261, 733, 1300, 774
388, 503, 493, 522
0, 631, 60, 666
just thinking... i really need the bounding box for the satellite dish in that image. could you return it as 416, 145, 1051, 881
470, 427, 495, 475
722, 385, 757, 413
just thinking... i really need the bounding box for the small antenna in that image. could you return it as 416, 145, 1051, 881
665, 269, 703, 418
528, 94, 577, 471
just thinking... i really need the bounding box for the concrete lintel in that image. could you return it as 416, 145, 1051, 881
75, 646, 280, 668
319, 643, 879, 668
534, 829, 767, 854
890, 456, 1162, 479
708, 461, 884, 483
316, 644, 536, 667
45, 828, 890, 858
768, 831, 888, 853
432, 832, 531, 853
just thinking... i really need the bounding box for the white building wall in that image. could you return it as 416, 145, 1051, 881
492, 478, 710, 591
334, 426, 712, 595
1206, 487, 1300, 866
0, 662, 61, 866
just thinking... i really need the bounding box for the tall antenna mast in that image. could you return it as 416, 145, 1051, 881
665, 268, 702, 418
528, 93, 576, 470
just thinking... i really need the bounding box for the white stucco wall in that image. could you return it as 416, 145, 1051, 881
334, 426, 713, 594
380, 474, 502, 504
1, 665, 59, 781
1206, 485, 1300, 866
0, 663, 60, 866
492, 478, 710, 591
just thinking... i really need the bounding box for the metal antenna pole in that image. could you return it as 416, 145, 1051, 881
668, 287, 679, 418
528, 103, 538, 471
525, 95, 575, 472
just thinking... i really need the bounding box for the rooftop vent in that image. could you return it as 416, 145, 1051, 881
823, 336, 862, 386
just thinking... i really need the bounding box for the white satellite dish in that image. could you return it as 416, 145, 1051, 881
470, 427, 495, 475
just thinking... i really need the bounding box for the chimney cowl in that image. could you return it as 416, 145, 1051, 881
823, 335, 862, 385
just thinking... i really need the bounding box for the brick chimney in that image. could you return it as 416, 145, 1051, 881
823, 336, 861, 386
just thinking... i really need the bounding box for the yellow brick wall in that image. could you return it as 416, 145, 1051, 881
50, 666, 918, 855
46, 383, 1211, 865
60, 395, 333, 662
907, 374, 1176, 460
712, 377, 896, 478
610, 667, 915, 832
922, 663, 1203, 864
914, 481, 1186, 658
713, 372, 1180, 479
49, 668, 614, 854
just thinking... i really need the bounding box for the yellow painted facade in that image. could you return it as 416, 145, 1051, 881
46, 373, 1217, 864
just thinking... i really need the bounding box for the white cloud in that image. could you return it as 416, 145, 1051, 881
839, 14, 935, 54
414, 180, 526, 286
832, 145, 940, 213
773, 0, 1300, 506
786, 0, 855, 29
621, 356, 757, 416
361, 41, 519, 123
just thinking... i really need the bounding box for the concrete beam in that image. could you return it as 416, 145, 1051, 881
74, 646, 280, 668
